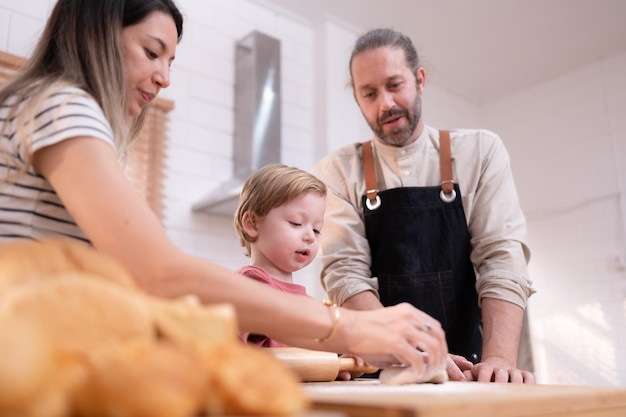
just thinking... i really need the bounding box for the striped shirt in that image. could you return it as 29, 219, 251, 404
0, 86, 115, 242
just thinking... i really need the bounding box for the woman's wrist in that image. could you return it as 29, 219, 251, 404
315, 299, 341, 343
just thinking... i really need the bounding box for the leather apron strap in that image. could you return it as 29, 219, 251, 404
362, 141, 380, 210
362, 130, 456, 207
439, 130, 456, 202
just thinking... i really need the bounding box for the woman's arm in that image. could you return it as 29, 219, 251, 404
32, 137, 448, 373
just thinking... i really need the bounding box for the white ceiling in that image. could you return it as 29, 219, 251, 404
258, 0, 626, 104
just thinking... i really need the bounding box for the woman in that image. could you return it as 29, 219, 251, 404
0, 0, 447, 377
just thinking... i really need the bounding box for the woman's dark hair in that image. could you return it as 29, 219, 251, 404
124, 0, 184, 41
0, 0, 185, 172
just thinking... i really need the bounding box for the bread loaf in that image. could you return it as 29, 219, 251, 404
0, 273, 155, 355
73, 341, 206, 417
149, 295, 238, 352
0, 315, 86, 417
200, 343, 309, 416
0, 239, 309, 416
0, 238, 136, 291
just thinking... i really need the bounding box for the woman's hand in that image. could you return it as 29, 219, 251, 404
331, 303, 448, 380
445, 353, 474, 381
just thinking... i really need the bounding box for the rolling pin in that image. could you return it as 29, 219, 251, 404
267, 347, 378, 382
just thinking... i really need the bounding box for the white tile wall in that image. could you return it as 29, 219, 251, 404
483, 50, 626, 386
4, 12, 42, 56
0, 0, 51, 19
2, 0, 624, 386
323, 22, 370, 155
0, 10, 9, 51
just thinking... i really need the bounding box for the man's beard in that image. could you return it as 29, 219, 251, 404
367, 95, 421, 147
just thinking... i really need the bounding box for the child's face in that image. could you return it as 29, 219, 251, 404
250, 191, 325, 280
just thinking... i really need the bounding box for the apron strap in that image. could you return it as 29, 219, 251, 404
362, 141, 381, 210
439, 130, 456, 202
362, 131, 456, 208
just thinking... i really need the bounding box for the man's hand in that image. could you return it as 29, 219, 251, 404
476, 299, 535, 383
446, 354, 535, 383
471, 355, 535, 383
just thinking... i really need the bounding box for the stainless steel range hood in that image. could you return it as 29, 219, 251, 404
192, 31, 281, 216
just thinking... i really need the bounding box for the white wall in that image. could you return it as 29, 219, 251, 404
2, 0, 624, 386
157, 0, 319, 287
482, 50, 626, 386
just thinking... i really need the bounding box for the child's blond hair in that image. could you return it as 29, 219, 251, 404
234, 164, 327, 257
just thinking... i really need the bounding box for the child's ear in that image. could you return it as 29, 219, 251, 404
242, 211, 259, 238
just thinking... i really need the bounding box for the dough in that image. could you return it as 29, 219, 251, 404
380, 366, 448, 385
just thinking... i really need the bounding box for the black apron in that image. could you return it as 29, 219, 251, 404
361, 130, 482, 361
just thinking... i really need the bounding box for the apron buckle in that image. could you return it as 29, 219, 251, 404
366, 192, 381, 210
440, 188, 457, 203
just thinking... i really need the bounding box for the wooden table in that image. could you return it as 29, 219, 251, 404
302, 379, 626, 417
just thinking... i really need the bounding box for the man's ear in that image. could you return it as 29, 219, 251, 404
242, 211, 259, 238
416, 67, 426, 94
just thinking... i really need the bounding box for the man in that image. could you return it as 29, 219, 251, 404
313, 28, 536, 383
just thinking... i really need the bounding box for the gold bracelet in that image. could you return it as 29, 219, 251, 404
316, 299, 340, 343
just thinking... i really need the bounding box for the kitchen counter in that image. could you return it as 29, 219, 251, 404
302, 379, 626, 417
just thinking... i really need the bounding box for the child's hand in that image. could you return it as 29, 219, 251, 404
336, 354, 370, 381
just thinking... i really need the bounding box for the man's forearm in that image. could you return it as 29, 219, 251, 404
341, 290, 384, 310
344, 292, 525, 366
480, 297, 524, 365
